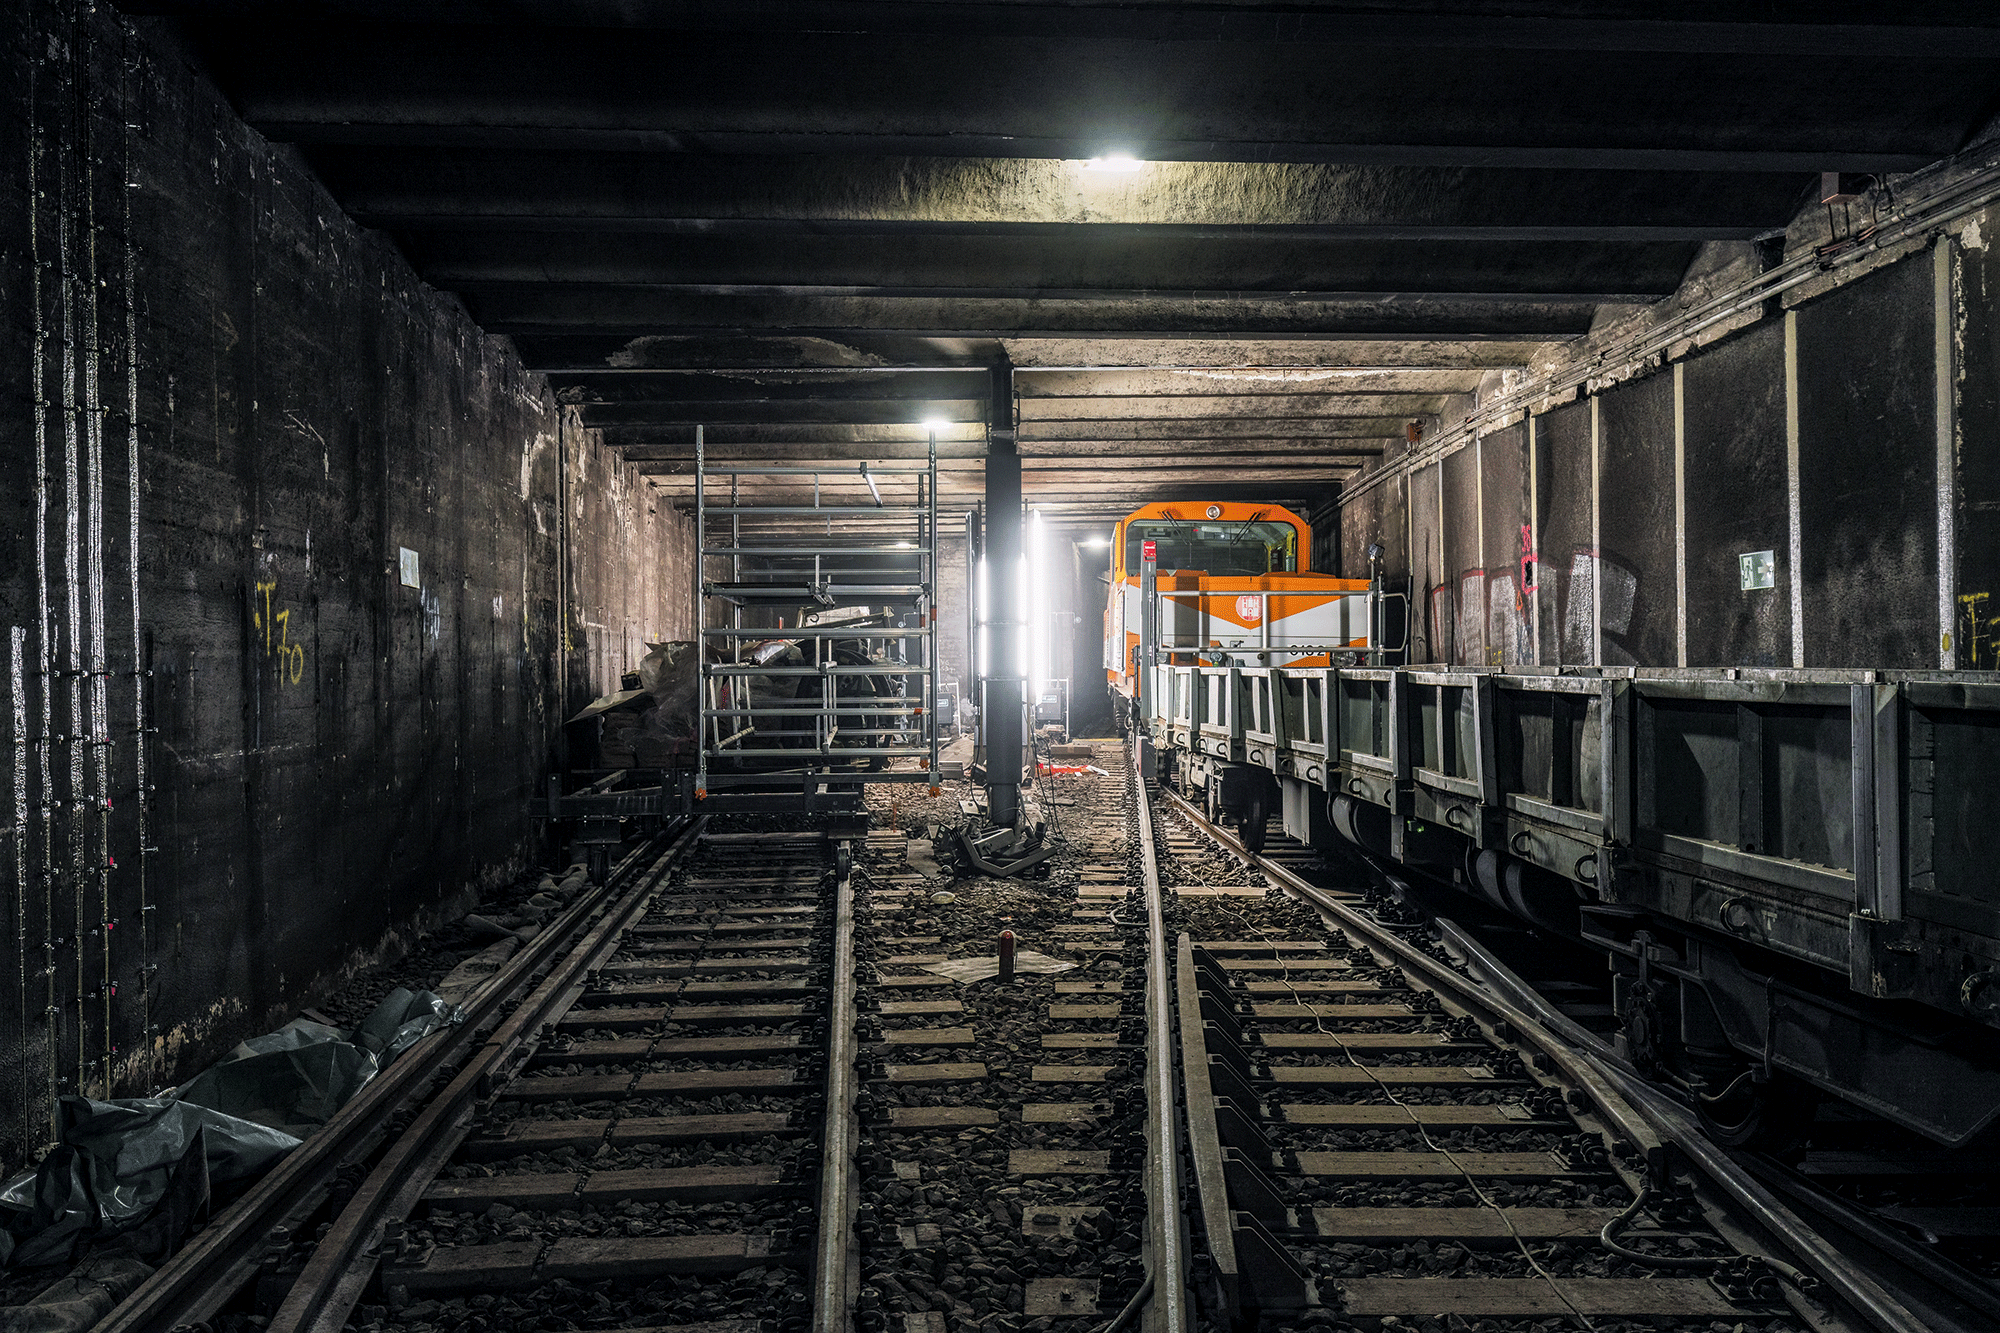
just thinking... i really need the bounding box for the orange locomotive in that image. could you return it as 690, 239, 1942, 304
1101, 501, 1377, 849
1103, 500, 1370, 708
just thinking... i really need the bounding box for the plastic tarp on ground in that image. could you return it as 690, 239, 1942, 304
173, 1020, 373, 1140
0, 988, 457, 1270
0, 1099, 294, 1270
174, 989, 454, 1138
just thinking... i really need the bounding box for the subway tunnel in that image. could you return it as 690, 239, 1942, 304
7, 3, 2000, 1330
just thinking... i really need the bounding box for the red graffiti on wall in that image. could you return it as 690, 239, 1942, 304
1514, 523, 1541, 622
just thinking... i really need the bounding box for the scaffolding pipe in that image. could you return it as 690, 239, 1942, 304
10, 630, 29, 1156
692, 425, 938, 794
121, 24, 150, 1094
926, 431, 939, 782
57, 48, 88, 1101
24, 42, 58, 1153
78, 39, 112, 1097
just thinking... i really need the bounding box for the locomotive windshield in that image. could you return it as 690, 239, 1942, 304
1125, 518, 1297, 576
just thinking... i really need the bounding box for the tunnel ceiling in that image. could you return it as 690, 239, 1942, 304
133, 0, 2000, 533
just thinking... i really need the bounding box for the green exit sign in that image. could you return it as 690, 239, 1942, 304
1739, 550, 1776, 591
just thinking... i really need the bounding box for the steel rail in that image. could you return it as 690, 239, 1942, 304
1732, 1150, 2000, 1319
1428, 918, 1946, 1333
1172, 933, 1241, 1316
1132, 749, 1192, 1333
1152, 785, 1667, 1173
270, 817, 709, 1333
94, 829, 682, 1333
1156, 784, 1931, 1333
812, 838, 861, 1333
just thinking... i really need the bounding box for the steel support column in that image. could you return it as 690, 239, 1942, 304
983, 360, 1023, 827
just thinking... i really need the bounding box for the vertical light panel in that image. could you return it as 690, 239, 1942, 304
1405, 469, 1418, 662
1474, 434, 1488, 665
1935, 235, 1958, 669
1590, 396, 1602, 667
1526, 415, 1540, 665
977, 557, 990, 677
1473, 434, 1486, 584
1673, 361, 1688, 668
1017, 551, 1030, 685
1436, 461, 1447, 665
1785, 311, 1806, 668
1028, 509, 1046, 696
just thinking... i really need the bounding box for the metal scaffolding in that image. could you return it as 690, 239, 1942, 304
694, 426, 941, 807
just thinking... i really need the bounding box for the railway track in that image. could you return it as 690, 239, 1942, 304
279, 823, 853, 1333
90, 815, 855, 1333
1161, 783, 1997, 1333
845, 739, 1174, 1333
77, 746, 1992, 1333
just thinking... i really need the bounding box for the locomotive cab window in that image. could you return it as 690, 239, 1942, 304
1123, 519, 1297, 576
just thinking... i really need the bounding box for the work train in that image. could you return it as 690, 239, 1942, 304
1105, 500, 2000, 1151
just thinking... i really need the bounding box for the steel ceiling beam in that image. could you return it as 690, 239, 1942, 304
460, 289, 1601, 339
181, 21, 1986, 171
129, 2, 2000, 58
319, 150, 1807, 235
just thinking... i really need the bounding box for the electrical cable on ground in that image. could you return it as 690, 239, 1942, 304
1597, 1187, 1723, 1271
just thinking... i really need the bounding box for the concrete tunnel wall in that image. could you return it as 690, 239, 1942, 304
0, 4, 689, 1164
1341, 210, 2000, 672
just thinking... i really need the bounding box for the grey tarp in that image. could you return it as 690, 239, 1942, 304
173, 1025, 378, 1139
0, 1098, 298, 1268
0, 988, 457, 1267
175, 989, 455, 1135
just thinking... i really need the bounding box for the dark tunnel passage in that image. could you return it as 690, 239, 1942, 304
8, 5, 2000, 1330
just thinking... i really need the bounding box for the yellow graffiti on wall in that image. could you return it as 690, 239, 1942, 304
1959, 592, 2000, 669
253, 580, 307, 685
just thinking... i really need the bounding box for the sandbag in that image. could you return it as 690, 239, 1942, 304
435, 938, 519, 1006
351, 987, 456, 1062
0, 1253, 154, 1332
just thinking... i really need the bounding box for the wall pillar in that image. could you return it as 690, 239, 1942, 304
982, 360, 1022, 827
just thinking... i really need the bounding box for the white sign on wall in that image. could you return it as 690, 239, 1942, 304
1739, 550, 1776, 591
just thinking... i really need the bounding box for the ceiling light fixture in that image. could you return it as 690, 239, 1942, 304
1083, 153, 1144, 173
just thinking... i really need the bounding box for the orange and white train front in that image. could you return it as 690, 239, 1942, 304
1101, 501, 1372, 703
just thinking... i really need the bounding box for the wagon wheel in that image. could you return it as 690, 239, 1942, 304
1239, 789, 1270, 854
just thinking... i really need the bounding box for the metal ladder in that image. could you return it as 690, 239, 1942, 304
694, 426, 941, 808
